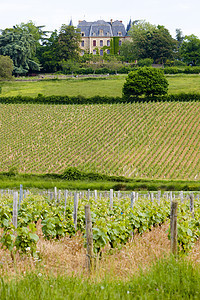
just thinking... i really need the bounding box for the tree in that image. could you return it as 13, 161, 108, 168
0, 55, 14, 79
105, 56, 122, 74
57, 25, 81, 61
60, 59, 80, 76
36, 30, 60, 72
122, 67, 168, 98
179, 35, 200, 65
119, 40, 136, 62
37, 25, 81, 72
128, 21, 176, 63
0, 28, 40, 75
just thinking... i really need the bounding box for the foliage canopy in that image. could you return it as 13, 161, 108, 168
122, 67, 169, 98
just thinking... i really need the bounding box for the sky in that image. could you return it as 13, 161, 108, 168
1, 0, 200, 38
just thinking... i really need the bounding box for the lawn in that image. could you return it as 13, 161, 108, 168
1, 74, 200, 97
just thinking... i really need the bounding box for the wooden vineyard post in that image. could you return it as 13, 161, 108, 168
130, 192, 135, 209
170, 191, 173, 204
94, 190, 97, 202
64, 190, 68, 216
19, 184, 23, 209
189, 194, 194, 218
110, 189, 113, 209
157, 190, 161, 205
13, 192, 18, 228
54, 187, 57, 203
170, 200, 178, 256
85, 204, 94, 272
87, 189, 90, 201
73, 192, 79, 230
180, 191, 184, 203
150, 192, 154, 202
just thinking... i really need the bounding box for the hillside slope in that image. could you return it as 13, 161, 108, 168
0, 101, 199, 180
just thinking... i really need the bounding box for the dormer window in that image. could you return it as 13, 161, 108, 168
99, 29, 103, 36
81, 32, 84, 37
118, 32, 122, 36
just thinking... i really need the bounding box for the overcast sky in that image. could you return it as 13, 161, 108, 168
1, 0, 200, 38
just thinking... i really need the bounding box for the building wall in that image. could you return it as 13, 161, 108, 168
78, 20, 131, 55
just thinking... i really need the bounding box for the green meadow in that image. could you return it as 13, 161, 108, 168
1, 74, 200, 97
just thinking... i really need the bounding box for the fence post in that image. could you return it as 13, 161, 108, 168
19, 184, 23, 208
170, 200, 178, 255
64, 190, 68, 216
158, 190, 161, 204
189, 194, 194, 218
110, 189, 113, 209
54, 187, 57, 203
73, 192, 79, 230
85, 204, 94, 272
87, 189, 90, 201
13, 192, 18, 229
94, 190, 97, 202
170, 191, 173, 204
180, 191, 184, 203
130, 192, 135, 209
150, 192, 154, 202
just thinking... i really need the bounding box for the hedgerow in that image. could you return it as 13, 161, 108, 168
0, 93, 200, 105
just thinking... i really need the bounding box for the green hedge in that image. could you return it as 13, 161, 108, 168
164, 66, 200, 74
0, 93, 200, 105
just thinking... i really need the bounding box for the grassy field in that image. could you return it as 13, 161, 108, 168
1, 74, 200, 97
0, 101, 199, 180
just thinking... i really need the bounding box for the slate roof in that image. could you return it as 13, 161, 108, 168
77, 20, 128, 37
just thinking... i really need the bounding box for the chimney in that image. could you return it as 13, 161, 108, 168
110, 19, 113, 25
120, 20, 122, 23
78, 20, 82, 24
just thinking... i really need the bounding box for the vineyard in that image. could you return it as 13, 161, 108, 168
0, 101, 199, 180
0, 189, 199, 259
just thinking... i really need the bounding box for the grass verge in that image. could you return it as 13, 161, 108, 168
0, 256, 199, 299
0, 173, 199, 191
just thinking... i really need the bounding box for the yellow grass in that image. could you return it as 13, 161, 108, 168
0, 222, 199, 281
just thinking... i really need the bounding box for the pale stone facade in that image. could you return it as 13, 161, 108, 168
77, 19, 131, 55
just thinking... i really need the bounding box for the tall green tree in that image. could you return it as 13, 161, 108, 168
179, 35, 200, 65
127, 21, 176, 63
36, 30, 60, 72
37, 25, 81, 72
0, 26, 41, 75
57, 25, 81, 61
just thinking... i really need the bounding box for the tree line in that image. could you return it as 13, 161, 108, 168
0, 20, 200, 77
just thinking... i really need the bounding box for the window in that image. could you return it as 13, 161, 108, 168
81, 32, 84, 37
107, 40, 110, 47
107, 49, 110, 54
81, 40, 84, 47
93, 49, 96, 55
100, 40, 103, 47
93, 40, 96, 47
100, 49, 103, 56
99, 29, 103, 36
118, 32, 122, 36
119, 40, 122, 46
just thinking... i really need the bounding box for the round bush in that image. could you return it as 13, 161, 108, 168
122, 67, 169, 99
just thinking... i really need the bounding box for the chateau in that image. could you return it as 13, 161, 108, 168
77, 19, 132, 55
